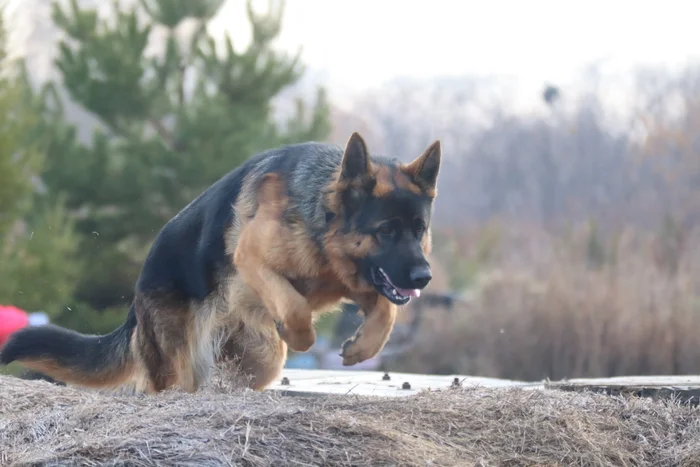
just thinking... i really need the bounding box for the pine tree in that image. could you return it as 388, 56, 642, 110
0, 6, 81, 317
38, 0, 331, 310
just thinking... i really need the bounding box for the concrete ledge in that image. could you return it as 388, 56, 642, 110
268, 369, 537, 397
546, 375, 700, 405
269, 370, 700, 403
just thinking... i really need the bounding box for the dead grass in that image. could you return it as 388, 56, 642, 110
407, 224, 700, 381
2, 373, 700, 467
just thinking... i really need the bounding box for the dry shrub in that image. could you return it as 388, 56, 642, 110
404, 225, 700, 381
3, 374, 700, 466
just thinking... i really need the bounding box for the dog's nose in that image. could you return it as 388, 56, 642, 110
409, 265, 432, 289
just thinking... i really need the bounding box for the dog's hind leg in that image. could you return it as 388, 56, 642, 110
133, 294, 216, 393
218, 323, 287, 390
176, 302, 220, 393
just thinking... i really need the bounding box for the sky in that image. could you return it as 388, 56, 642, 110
209, 0, 700, 112
6, 0, 700, 114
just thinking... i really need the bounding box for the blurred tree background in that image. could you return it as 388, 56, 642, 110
0, 0, 330, 334
0, 6, 82, 323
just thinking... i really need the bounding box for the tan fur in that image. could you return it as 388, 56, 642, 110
394, 168, 424, 196
233, 173, 326, 352
19, 358, 135, 389
17, 329, 140, 391
371, 165, 395, 197
421, 229, 433, 255
402, 140, 441, 198
339, 292, 397, 365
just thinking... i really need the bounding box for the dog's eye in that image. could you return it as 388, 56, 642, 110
377, 223, 394, 236
414, 219, 426, 236
376, 219, 401, 239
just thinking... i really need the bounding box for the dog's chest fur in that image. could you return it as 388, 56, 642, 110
288, 276, 349, 311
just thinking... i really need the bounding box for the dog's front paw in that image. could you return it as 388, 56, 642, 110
340, 332, 376, 366
279, 324, 316, 352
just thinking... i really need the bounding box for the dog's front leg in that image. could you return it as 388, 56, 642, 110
234, 248, 316, 352
232, 173, 317, 353
340, 292, 397, 366
234, 228, 316, 353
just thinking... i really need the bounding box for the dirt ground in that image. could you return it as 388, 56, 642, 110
2, 372, 700, 466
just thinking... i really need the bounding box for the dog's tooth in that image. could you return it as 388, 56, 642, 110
392, 289, 397, 295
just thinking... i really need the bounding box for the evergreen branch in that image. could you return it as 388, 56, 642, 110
148, 118, 183, 152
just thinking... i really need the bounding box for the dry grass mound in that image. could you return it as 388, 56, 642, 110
2, 375, 700, 466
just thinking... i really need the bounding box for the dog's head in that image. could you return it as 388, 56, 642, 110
324, 132, 441, 305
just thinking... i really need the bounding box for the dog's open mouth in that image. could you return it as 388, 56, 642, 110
370, 267, 420, 305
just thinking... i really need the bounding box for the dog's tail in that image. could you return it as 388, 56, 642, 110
0, 304, 138, 388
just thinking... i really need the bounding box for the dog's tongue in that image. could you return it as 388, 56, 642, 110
396, 288, 421, 298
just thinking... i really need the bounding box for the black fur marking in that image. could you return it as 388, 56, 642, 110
340, 134, 370, 180
135, 151, 268, 301
413, 144, 441, 188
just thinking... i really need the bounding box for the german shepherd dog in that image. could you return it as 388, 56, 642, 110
1, 133, 441, 393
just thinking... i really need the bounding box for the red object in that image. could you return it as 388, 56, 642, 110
0, 305, 29, 348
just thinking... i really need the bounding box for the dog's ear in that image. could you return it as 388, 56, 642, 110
340, 132, 372, 180
404, 140, 441, 189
